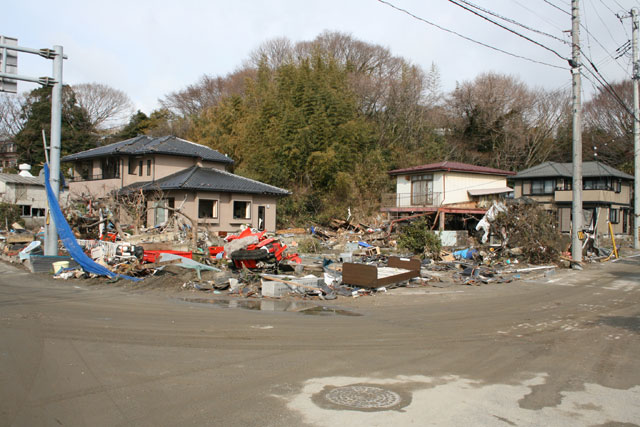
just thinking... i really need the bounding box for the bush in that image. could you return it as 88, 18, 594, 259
397, 217, 442, 258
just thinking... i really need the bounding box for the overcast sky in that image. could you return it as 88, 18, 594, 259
4, 0, 639, 115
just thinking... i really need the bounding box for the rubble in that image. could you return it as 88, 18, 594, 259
0, 200, 629, 305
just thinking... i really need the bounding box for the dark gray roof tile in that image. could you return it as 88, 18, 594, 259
120, 166, 290, 196
62, 135, 233, 164
515, 161, 633, 180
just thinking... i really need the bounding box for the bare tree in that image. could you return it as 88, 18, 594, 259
0, 92, 26, 139
160, 69, 255, 119
72, 83, 134, 130
248, 37, 294, 69
446, 72, 569, 170
583, 80, 633, 170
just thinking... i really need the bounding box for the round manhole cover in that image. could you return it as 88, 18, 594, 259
324, 385, 402, 409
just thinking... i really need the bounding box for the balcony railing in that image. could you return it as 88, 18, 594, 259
71, 173, 120, 182
381, 192, 443, 209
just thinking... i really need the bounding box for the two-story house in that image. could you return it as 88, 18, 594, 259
382, 161, 515, 230
62, 135, 290, 233
512, 161, 634, 235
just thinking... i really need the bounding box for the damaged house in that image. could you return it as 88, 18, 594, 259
62, 135, 290, 233
512, 161, 634, 235
381, 161, 515, 231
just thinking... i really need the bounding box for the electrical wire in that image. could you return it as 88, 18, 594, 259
454, 0, 570, 45
376, 0, 567, 69
446, 0, 570, 61
542, 0, 571, 16
589, 0, 622, 45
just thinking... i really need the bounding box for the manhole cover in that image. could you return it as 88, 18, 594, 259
324, 385, 402, 409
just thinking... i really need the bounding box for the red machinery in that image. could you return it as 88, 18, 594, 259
208, 228, 301, 269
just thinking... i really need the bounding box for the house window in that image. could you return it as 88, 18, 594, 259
147, 159, 152, 176
610, 208, 619, 224
100, 157, 119, 180
233, 201, 251, 220
615, 180, 622, 193
555, 178, 571, 191
198, 199, 218, 219
128, 157, 136, 175
411, 174, 433, 205
584, 177, 613, 191
530, 179, 555, 195
19, 205, 31, 217
32, 208, 45, 217
138, 161, 143, 177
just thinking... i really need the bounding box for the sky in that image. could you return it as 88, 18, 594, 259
3, 0, 640, 117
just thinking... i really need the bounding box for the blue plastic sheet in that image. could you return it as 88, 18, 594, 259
44, 164, 141, 281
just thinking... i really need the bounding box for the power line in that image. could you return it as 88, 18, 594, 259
454, 0, 570, 45
542, 0, 571, 16
447, 0, 570, 61
376, 0, 567, 69
588, 0, 621, 45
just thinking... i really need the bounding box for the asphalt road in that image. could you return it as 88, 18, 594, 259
1, 256, 639, 426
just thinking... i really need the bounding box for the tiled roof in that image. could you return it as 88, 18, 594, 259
120, 166, 290, 196
61, 135, 233, 164
514, 161, 633, 180
388, 161, 515, 176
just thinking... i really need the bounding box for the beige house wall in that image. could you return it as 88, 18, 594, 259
514, 180, 632, 235
145, 191, 279, 233
68, 155, 230, 199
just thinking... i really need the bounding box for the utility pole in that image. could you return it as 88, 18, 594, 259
0, 39, 65, 256
571, 0, 583, 262
45, 45, 63, 256
632, 8, 640, 250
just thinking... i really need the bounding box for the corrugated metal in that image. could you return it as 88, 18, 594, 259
0, 173, 43, 185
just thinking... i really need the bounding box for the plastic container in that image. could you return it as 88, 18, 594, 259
52, 261, 69, 274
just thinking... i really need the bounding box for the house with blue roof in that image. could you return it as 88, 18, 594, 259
62, 135, 290, 232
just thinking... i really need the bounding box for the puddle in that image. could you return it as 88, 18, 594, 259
300, 306, 362, 316
179, 298, 361, 316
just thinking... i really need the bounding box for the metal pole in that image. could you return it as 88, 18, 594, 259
44, 45, 63, 256
633, 8, 640, 249
571, 0, 583, 262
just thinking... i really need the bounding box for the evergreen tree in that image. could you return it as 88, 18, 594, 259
15, 86, 97, 172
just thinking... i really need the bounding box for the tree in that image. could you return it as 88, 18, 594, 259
0, 92, 27, 139
583, 80, 633, 172
14, 86, 97, 172
446, 72, 570, 170
72, 83, 134, 130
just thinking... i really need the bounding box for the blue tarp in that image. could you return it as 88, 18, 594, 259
44, 164, 141, 281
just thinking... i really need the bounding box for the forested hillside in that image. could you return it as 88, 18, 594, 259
2, 31, 633, 226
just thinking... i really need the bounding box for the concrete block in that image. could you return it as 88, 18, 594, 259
261, 280, 291, 298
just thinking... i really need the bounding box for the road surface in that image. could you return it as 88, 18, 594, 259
1, 257, 639, 426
